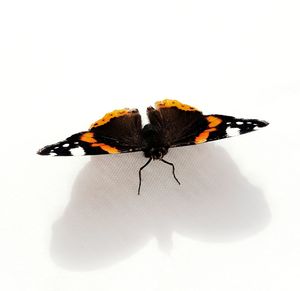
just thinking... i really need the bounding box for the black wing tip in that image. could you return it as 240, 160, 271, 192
37, 145, 51, 156
258, 120, 269, 127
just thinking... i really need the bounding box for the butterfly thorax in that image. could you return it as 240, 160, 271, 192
142, 124, 169, 160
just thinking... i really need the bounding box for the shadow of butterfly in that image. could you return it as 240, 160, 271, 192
50, 144, 271, 271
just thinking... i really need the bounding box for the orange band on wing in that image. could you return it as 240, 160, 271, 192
91, 143, 120, 154
80, 133, 120, 153
206, 116, 222, 127
80, 132, 97, 143
195, 128, 217, 143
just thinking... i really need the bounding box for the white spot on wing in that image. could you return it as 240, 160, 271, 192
50, 152, 57, 156
236, 121, 243, 125
226, 127, 240, 137
70, 147, 85, 156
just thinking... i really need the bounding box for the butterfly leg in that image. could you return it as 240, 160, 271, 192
160, 159, 181, 186
138, 158, 152, 195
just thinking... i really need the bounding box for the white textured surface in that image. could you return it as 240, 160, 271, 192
1, 1, 300, 290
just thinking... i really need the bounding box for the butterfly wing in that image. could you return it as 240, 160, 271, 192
37, 108, 143, 156
191, 114, 269, 146
148, 99, 269, 148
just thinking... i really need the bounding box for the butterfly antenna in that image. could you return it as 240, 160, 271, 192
138, 158, 152, 195
160, 159, 181, 186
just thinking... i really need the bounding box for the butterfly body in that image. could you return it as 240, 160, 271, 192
38, 99, 268, 193
141, 124, 168, 159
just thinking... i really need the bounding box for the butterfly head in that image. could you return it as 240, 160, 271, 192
144, 146, 168, 160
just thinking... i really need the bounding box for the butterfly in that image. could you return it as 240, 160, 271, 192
37, 99, 269, 194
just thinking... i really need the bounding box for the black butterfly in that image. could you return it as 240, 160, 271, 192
37, 99, 269, 194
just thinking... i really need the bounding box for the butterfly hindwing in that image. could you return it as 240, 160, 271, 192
147, 99, 208, 147
37, 108, 143, 156
90, 108, 143, 149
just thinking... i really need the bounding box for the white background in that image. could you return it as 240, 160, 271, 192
1, 1, 300, 290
